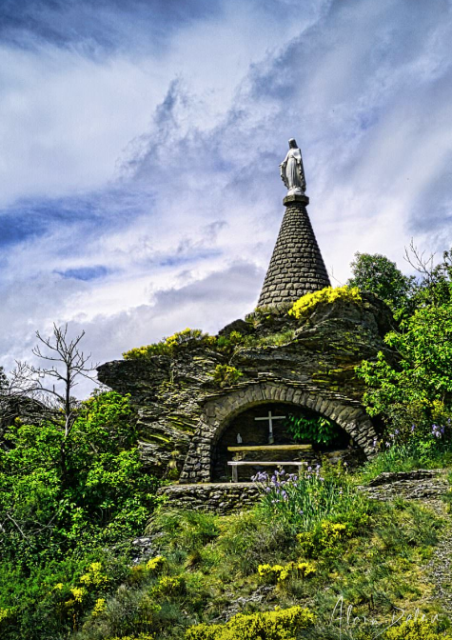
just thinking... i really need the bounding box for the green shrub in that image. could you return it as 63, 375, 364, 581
289, 286, 362, 320
213, 365, 243, 388
123, 329, 216, 360
153, 576, 186, 598
357, 300, 452, 437
148, 510, 220, 553
185, 606, 314, 639
285, 412, 339, 446
216, 331, 245, 353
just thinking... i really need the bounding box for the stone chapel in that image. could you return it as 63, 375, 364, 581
98, 140, 391, 501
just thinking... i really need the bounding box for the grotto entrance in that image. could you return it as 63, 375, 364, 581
212, 402, 351, 482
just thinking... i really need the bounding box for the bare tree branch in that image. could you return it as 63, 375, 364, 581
8, 324, 99, 438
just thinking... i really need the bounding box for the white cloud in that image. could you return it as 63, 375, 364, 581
1, 0, 452, 394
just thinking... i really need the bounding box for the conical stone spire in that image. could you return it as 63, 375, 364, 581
257, 193, 330, 309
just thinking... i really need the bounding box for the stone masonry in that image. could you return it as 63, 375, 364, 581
158, 483, 261, 515
98, 292, 393, 483
257, 194, 330, 309
179, 380, 377, 483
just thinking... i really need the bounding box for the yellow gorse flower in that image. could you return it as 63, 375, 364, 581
289, 286, 362, 320
146, 556, 166, 572
258, 561, 316, 583
70, 587, 86, 603
92, 598, 106, 617
79, 562, 109, 587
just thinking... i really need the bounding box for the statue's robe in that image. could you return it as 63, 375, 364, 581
282, 148, 305, 192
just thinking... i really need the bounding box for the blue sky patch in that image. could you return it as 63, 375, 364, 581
56, 266, 109, 281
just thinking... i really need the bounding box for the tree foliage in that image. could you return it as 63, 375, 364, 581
347, 252, 415, 312
0, 391, 159, 565
357, 295, 452, 435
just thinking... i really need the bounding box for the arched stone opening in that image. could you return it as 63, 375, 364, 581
179, 382, 377, 484
212, 401, 353, 482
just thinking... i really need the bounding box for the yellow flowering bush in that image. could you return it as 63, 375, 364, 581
185, 606, 315, 639
153, 576, 186, 597
79, 562, 109, 587
289, 286, 362, 321
123, 329, 216, 360
91, 598, 106, 617
384, 619, 452, 639
127, 556, 166, 585
258, 561, 316, 584
69, 587, 86, 604
297, 521, 352, 557
106, 636, 155, 640
146, 555, 166, 572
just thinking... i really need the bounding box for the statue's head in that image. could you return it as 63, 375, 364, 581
288, 138, 298, 148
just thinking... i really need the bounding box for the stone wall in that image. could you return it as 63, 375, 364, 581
158, 482, 261, 515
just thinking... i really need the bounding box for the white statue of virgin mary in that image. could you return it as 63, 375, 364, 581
280, 138, 306, 196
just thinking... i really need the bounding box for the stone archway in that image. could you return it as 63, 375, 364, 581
180, 382, 377, 483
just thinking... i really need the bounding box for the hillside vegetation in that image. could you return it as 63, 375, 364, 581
1, 248, 452, 639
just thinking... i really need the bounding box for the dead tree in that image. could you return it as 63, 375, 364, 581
9, 324, 98, 437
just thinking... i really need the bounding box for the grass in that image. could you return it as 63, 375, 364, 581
73, 464, 449, 640
358, 439, 452, 485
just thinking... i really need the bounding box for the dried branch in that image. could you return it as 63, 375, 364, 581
8, 324, 98, 437
404, 239, 436, 285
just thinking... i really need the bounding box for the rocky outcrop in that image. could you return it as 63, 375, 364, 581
0, 395, 48, 438
358, 469, 449, 501
97, 292, 394, 481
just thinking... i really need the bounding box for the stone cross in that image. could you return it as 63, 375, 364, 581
255, 410, 286, 444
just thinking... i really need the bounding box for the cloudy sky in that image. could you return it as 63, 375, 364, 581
1, 0, 452, 389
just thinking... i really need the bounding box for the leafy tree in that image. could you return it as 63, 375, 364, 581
357, 297, 452, 436
0, 390, 159, 565
348, 252, 415, 313
0, 327, 160, 640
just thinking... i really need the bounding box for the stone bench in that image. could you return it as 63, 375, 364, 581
227, 460, 307, 482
